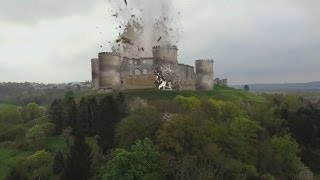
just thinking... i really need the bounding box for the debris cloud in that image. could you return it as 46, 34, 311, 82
107, 0, 181, 58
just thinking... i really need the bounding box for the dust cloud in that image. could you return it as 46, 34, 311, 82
107, 0, 181, 58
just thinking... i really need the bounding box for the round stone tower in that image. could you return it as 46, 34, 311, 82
98, 52, 121, 90
91, 58, 100, 91
195, 59, 214, 91
152, 45, 178, 64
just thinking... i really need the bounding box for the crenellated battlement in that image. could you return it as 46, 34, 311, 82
195, 59, 214, 63
178, 63, 194, 68
152, 45, 178, 50
98, 52, 120, 57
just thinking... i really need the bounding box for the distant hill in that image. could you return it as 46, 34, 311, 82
232, 81, 320, 92
0, 82, 90, 105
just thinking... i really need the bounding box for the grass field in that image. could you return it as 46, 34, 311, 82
92, 85, 267, 103
0, 103, 16, 109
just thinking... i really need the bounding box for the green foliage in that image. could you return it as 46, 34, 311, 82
62, 127, 73, 146
0, 148, 32, 179
157, 113, 260, 179
1, 86, 320, 179
39, 122, 56, 136
20, 102, 44, 123
26, 124, 46, 148
271, 135, 302, 173
44, 136, 69, 154
96, 95, 122, 152
64, 133, 92, 180
174, 95, 201, 110
24, 115, 50, 129
48, 99, 65, 134
101, 139, 163, 180
26, 150, 52, 167
52, 151, 65, 175
0, 106, 22, 132
127, 97, 148, 113
116, 107, 162, 148
6, 150, 52, 180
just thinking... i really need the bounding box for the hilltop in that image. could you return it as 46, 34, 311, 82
232, 81, 320, 92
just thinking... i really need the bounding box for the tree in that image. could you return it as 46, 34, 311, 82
271, 134, 302, 176
52, 151, 65, 175
174, 95, 201, 110
101, 139, 163, 180
244, 85, 250, 91
5, 167, 28, 180
116, 107, 162, 148
63, 133, 92, 180
62, 127, 73, 146
96, 95, 121, 152
78, 98, 89, 134
49, 99, 65, 135
26, 124, 46, 148
66, 100, 78, 132
21, 102, 43, 122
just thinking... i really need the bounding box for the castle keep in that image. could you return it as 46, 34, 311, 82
91, 45, 215, 93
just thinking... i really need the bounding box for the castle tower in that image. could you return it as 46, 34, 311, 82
195, 59, 214, 91
91, 58, 100, 91
98, 52, 121, 90
152, 45, 178, 64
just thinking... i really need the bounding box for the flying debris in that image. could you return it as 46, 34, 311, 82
100, 45, 103, 48
122, 37, 133, 45
124, 0, 127, 6
157, 36, 162, 42
112, 13, 119, 17
141, 47, 144, 51
119, 26, 122, 28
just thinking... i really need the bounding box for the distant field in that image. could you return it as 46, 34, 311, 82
0, 103, 16, 108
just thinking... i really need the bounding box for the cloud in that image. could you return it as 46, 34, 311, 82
0, 0, 320, 84
0, 0, 101, 24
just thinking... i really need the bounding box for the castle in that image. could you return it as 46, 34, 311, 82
91, 45, 220, 93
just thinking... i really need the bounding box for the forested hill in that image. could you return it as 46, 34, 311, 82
0, 86, 319, 179
232, 81, 320, 92
0, 82, 90, 105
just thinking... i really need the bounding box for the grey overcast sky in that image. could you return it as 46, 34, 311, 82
0, 0, 319, 85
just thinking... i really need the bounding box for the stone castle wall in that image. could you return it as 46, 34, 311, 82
120, 58, 156, 90
91, 46, 216, 92
178, 64, 196, 90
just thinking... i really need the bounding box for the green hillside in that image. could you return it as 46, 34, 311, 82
93, 85, 266, 103
0, 86, 319, 179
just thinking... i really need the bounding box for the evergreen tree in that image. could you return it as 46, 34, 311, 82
244, 85, 250, 91
89, 97, 98, 134
63, 133, 92, 180
97, 95, 121, 152
78, 98, 89, 134
66, 100, 78, 132
116, 92, 127, 119
49, 99, 65, 134
52, 151, 65, 175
